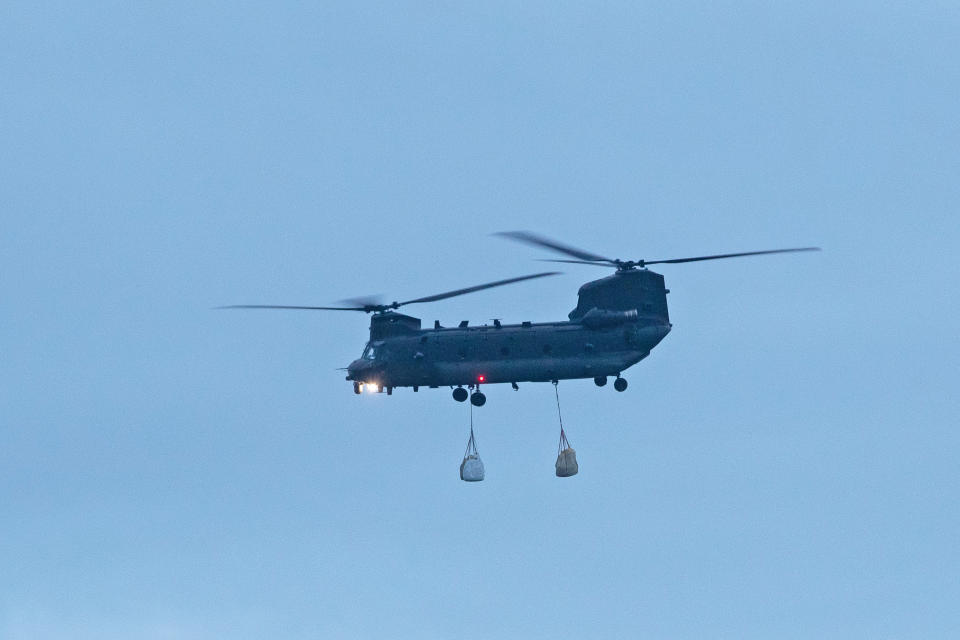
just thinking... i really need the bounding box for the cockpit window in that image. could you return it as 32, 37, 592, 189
362, 343, 379, 360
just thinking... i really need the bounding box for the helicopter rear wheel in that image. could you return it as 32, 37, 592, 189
470, 391, 486, 407
453, 387, 468, 402
614, 377, 628, 392
594, 376, 607, 387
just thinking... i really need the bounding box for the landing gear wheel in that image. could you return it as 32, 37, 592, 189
614, 377, 628, 392
353, 381, 361, 394
594, 376, 607, 387
453, 387, 468, 402
470, 391, 486, 407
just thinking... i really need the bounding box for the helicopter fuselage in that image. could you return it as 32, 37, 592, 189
346, 268, 672, 394
346, 314, 671, 390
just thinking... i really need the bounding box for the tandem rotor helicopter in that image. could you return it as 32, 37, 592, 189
221, 232, 819, 406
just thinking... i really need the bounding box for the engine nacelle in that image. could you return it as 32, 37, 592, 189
578, 308, 639, 329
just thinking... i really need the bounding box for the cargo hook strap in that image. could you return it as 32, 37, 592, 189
464, 402, 479, 458
554, 381, 572, 454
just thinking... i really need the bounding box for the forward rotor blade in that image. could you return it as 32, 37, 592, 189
643, 247, 821, 265
494, 231, 613, 264
398, 271, 561, 306
216, 304, 367, 311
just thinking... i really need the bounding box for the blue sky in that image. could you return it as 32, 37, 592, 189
2, 2, 958, 638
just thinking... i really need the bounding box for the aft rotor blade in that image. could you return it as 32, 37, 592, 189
494, 231, 613, 264
536, 258, 615, 267
338, 295, 384, 309
216, 304, 367, 311
643, 247, 821, 265
398, 271, 561, 306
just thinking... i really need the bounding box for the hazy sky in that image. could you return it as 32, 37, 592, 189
2, 3, 958, 638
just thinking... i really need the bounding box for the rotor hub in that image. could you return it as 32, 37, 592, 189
614, 260, 643, 271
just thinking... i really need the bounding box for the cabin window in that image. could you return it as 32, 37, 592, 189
457, 348, 467, 360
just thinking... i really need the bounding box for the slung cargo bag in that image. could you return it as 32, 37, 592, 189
460, 428, 485, 482
555, 428, 578, 478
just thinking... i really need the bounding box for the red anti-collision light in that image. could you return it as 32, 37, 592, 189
477, 375, 485, 382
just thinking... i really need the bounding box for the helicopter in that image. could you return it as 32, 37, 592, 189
221, 232, 819, 406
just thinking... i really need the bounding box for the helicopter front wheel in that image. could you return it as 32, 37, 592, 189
470, 391, 486, 407
453, 387, 468, 402
614, 377, 628, 392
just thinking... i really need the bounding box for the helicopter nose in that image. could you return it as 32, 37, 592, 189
346, 359, 381, 380
345, 359, 364, 380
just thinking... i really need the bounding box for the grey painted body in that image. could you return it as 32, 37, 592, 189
346, 268, 672, 390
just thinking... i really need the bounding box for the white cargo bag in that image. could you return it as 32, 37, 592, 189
555, 448, 578, 477
460, 454, 485, 482
460, 427, 485, 482
555, 429, 578, 477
